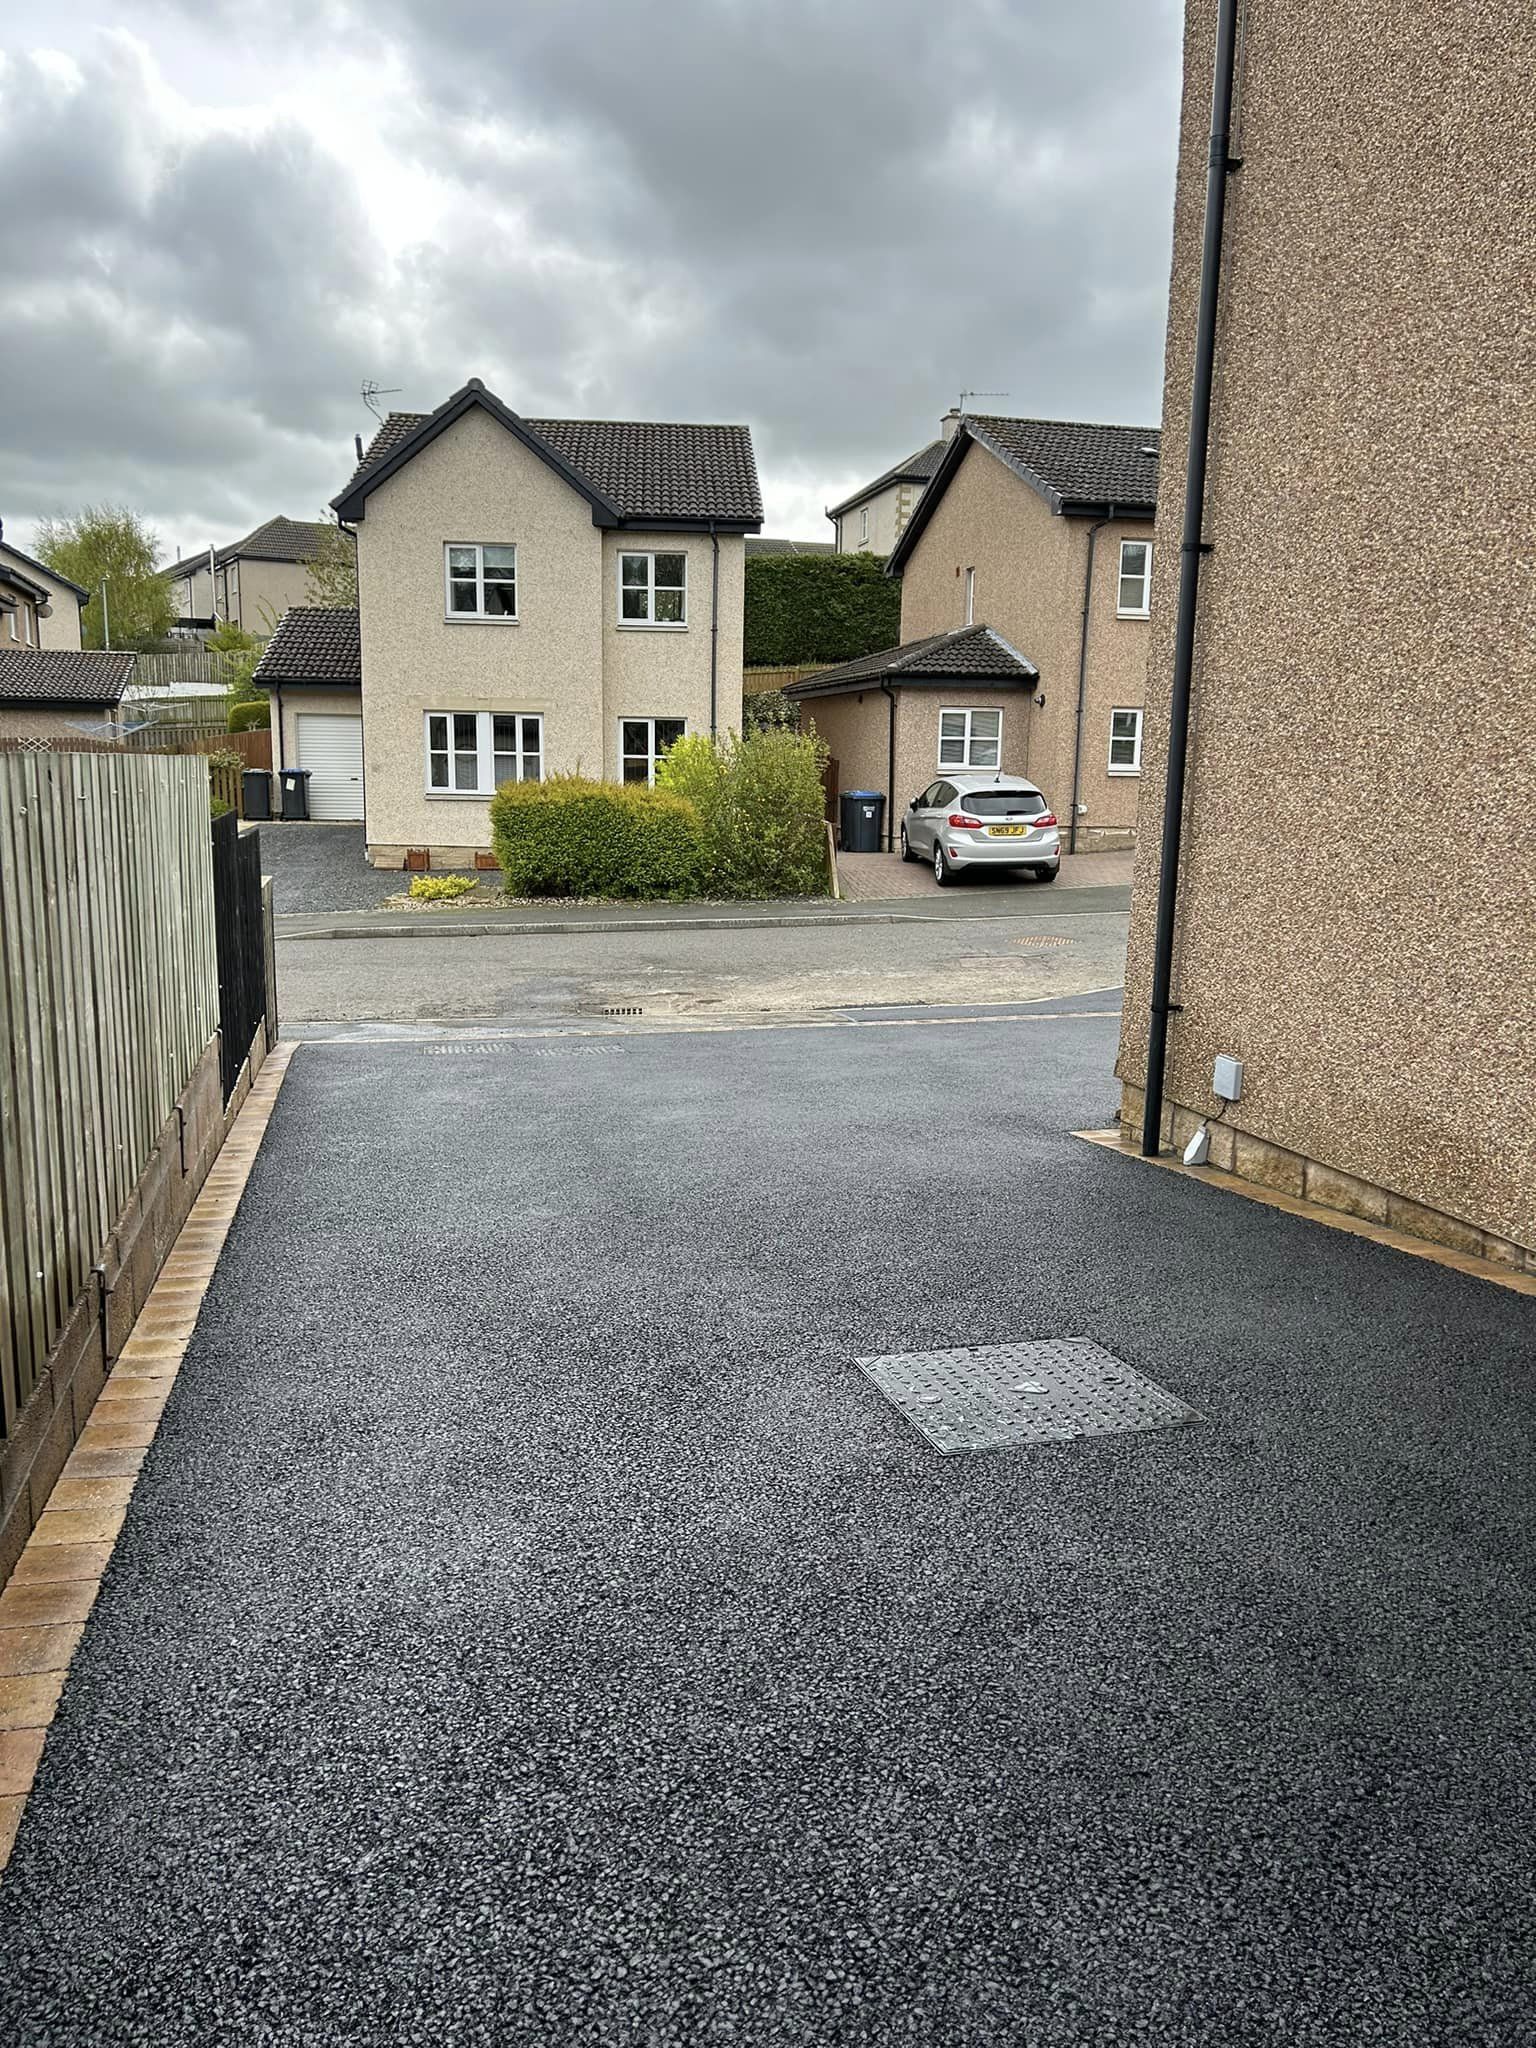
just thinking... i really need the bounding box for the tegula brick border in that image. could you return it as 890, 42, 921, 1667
0, 1040, 298, 1872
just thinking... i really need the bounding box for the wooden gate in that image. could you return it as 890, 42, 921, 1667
210, 814, 269, 1101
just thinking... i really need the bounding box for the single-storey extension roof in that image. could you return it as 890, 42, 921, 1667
886, 416, 1160, 574
0, 648, 137, 707
253, 606, 361, 688
784, 624, 1039, 700
745, 536, 835, 558
826, 437, 947, 521
165, 517, 332, 581
336, 380, 763, 531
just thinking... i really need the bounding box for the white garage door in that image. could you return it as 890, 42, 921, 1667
295, 714, 364, 821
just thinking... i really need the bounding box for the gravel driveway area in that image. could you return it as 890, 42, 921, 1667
254, 822, 414, 912
3, 1011, 1534, 2044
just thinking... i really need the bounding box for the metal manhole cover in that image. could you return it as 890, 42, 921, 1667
856, 1339, 1197, 1455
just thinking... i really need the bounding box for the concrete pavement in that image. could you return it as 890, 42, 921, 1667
3, 1006, 1535, 2043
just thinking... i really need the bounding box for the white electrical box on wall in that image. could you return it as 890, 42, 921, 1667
1213, 1055, 1244, 1102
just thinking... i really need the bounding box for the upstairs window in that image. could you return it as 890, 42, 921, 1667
446, 543, 518, 620
425, 711, 542, 794
938, 707, 1001, 769
1108, 707, 1143, 774
859, 506, 870, 545
1117, 540, 1152, 617
620, 552, 687, 626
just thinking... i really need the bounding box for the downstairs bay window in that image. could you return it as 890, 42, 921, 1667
425, 711, 543, 795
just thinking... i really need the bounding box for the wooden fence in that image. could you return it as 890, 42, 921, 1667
743, 664, 826, 696
0, 753, 220, 1434
130, 647, 257, 693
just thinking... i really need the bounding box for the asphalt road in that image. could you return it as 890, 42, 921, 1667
277, 906, 1132, 1023
4, 1009, 1535, 2044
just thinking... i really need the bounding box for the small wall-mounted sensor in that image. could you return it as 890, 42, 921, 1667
1212, 1054, 1244, 1103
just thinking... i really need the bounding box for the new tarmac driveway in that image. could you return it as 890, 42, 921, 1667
4, 1006, 1535, 2045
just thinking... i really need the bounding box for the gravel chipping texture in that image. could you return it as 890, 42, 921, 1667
3, 1013, 1536, 2045
255, 823, 422, 912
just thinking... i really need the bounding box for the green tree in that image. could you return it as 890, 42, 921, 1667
302, 512, 358, 607
744, 550, 901, 667
207, 619, 265, 707
33, 506, 176, 650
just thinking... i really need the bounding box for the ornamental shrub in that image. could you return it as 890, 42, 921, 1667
228, 698, 271, 732
658, 727, 830, 899
489, 774, 706, 900
408, 873, 477, 902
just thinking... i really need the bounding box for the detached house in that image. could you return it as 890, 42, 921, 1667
256, 378, 762, 860
0, 530, 133, 740
166, 517, 334, 635
791, 415, 1158, 848
0, 526, 89, 652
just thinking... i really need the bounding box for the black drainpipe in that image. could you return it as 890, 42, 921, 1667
273, 683, 285, 777
1142, 0, 1243, 1157
1068, 508, 1112, 855
709, 522, 720, 737
880, 681, 897, 851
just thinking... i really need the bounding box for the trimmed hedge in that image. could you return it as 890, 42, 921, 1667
489, 774, 706, 900
744, 550, 901, 667
228, 699, 271, 732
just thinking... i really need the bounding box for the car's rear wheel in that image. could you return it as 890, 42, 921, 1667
934, 843, 954, 887
1035, 863, 1060, 884
900, 826, 916, 863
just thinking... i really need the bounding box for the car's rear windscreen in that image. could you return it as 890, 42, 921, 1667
960, 790, 1046, 818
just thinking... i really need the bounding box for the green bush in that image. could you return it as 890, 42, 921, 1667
489, 774, 706, 900
408, 873, 477, 902
659, 728, 830, 899
228, 698, 271, 732
744, 550, 901, 666
742, 688, 799, 734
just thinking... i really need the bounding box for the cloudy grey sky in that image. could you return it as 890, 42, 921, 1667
1, 0, 1183, 560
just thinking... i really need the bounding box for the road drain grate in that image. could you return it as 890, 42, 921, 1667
1011, 935, 1075, 949
600, 1005, 644, 1017
856, 1339, 1197, 1455
419, 1043, 611, 1057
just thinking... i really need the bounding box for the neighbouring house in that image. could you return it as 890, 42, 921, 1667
745, 537, 834, 559
825, 415, 957, 554
791, 415, 1158, 847
0, 525, 89, 652
0, 647, 138, 741
256, 378, 762, 860
1117, 2, 1535, 1265
252, 607, 363, 820
165, 518, 334, 636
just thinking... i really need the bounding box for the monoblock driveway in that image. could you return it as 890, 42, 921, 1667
3, 1007, 1534, 2045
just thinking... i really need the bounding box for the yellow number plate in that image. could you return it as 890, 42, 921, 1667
987, 824, 1029, 837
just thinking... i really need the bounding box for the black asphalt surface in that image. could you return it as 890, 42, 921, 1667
4, 1013, 1536, 2044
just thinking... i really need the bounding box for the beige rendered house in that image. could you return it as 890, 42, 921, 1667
166, 518, 333, 636
825, 418, 954, 555
259, 379, 762, 860
791, 416, 1158, 848
1117, 1, 1535, 1266
0, 527, 89, 652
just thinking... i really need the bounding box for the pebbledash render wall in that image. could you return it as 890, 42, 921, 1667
801, 685, 1033, 841
833, 479, 916, 556
897, 440, 1152, 848
355, 405, 744, 864
1117, 0, 1536, 1263
0, 706, 116, 741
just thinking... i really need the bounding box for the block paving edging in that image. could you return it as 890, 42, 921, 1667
0, 1041, 299, 1871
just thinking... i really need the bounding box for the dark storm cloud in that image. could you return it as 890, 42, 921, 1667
1, 2, 1182, 546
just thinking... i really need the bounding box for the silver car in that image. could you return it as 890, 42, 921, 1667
899, 773, 1061, 886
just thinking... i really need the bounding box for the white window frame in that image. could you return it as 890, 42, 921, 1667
21, 604, 33, 646
1108, 707, 1143, 775
1117, 539, 1152, 618
964, 566, 976, 626
617, 551, 688, 629
859, 506, 870, 545
423, 710, 543, 797
5, 607, 16, 643
937, 706, 1002, 771
619, 717, 687, 786
444, 543, 519, 624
